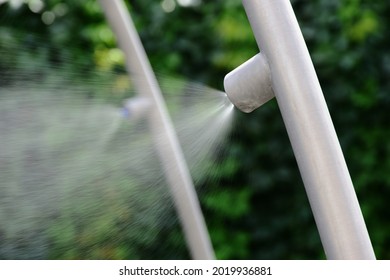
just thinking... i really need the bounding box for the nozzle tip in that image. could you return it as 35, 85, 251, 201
121, 107, 130, 118
223, 53, 275, 113
121, 97, 151, 120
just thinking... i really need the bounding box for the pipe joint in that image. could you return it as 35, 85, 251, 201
122, 96, 151, 119
223, 53, 274, 113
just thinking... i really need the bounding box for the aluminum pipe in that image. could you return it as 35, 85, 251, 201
241, 0, 375, 259
99, 0, 215, 260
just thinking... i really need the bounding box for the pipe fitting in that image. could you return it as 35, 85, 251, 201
223, 53, 274, 113
122, 96, 151, 119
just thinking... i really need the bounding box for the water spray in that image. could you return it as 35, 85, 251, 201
99, 0, 215, 260
100, 0, 375, 260
223, 0, 375, 260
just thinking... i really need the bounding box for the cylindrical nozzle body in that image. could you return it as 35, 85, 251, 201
122, 96, 151, 119
223, 53, 274, 113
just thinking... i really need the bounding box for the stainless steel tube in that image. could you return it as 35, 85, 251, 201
99, 0, 215, 259
242, 0, 375, 259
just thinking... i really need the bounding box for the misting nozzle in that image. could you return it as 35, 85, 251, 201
223, 53, 275, 113
122, 96, 151, 119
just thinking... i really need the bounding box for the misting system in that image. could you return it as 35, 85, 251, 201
99, 0, 376, 260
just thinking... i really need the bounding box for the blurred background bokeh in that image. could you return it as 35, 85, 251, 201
0, 0, 389, 259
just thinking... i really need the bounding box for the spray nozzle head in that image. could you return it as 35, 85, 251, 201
121, 107, 130, 118
121, 96, 151, 119
223, 53, 275, 113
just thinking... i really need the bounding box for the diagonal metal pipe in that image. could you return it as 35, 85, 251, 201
98, 0, 215, 260
233, 0, 375, 259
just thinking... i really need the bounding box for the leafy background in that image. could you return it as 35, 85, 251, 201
0, 0, 389, 259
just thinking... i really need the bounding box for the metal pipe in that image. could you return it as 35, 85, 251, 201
242, 0, 375, 259
98, 0, 215, 260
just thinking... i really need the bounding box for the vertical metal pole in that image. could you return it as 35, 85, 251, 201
242, 0, 375, 259
98, 0, 215, 259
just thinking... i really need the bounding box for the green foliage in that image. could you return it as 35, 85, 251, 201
204, 188, 251, 220
1, 0, 389, 260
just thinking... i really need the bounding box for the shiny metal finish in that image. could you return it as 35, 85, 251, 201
242, 0, 375, 259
